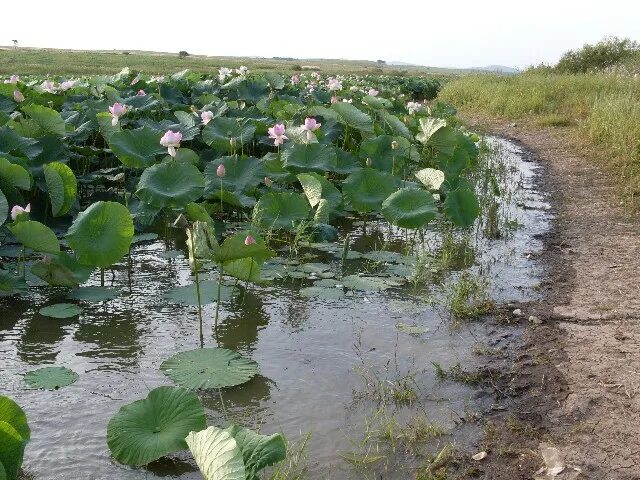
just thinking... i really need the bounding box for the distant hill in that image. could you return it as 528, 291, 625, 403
470, 65, 520, 74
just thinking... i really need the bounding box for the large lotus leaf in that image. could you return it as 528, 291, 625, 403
427, 126, 458, 157
186, 426, 246, 480
107, 386, 206, 466
253, 192, 310, 230
223, 257, 262, 283
436, 148, 470, 181
160, 348, 258, 390
213, 230, 274, 265
21, 104, 66, 136
0, 421, 26, 480
136, 160, 204, 209
202, 118, 256, 152
38, 303, 83, 319
226, 425, 286, 480
443, 188, 480, 228
43, 162, 77, 216
108, 127, 165, 169
233, 79, 270, 104
9, 221, 60, 254
0, 127, 42, 160
66, 201, 134, 268
0, 396, 30, 441
0, 271, 28, 297
204, 156, 265, 196
380, 111, 411, 140
331, 103, 374, 134
0, 460, 5, 480
96, 112, 121, 142
359, 135, 411, 173
414, 168, 445, 191
208, 189, 256, 208
342, 168, 397, 213
0, 190, 7, 227
0, 158, 30, 190
24, 366, 78, 390
416, 117, 447, 144
264, 72, 285, 90
297, 172, 342, 209
334, 149, 361, 174
381, 188, 437, 229
281, 143, 337, 174
362, 95, 393, 110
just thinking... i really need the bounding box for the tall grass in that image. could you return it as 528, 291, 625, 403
439, 74, 640, 207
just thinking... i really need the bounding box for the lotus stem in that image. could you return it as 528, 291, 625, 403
193, 254, 204, 349
100, 267, 105, 287
214, 264, 224, 344
341, 233, 351, 276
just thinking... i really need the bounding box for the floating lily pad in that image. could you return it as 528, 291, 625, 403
24, 367, 78, 390
286, 271, 307, 279
107, 386, 206, 466
300, 286, 345, 300
38, 303, 83, 319
68, 286, 120, 302
163, 281, 236, 306
342, 275, 391, 292
312, 278, 340, 288
160, 348, 258, 390
299, 262, 331, 274
362, 250, 415, 265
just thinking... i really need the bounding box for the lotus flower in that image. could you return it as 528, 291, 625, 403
264, 176, 273, 187
236, 66, 248, 75
160, 130, 182, 157
407, 101, 421, 115
137, 89, 146, 96
4, 75, 19, 84
291, 75, 300, 85
201, 111, 214, 125
302, 117, 321, 141
368, 88, 379, 97
59, 80, 75, 91
10, 203, 30, 221
41, 80, 55, 93
327, 77, 342, 91
218, 67, 232, 82
108, 102, 127, 126
153, 75, 165, 83
244, 234, 256, 245
268, 123, 288, 146
216, 164, 226, 177
13, 90, 24, 102
330, 96, 338, 104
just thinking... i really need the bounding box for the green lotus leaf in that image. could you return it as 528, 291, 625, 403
380, 111, 411, 140
108, 127, 165, 169
282, 143, 337, 174
331, 102, 374, 134
21, 104, 66, 136
341, 275, 392, 292
186, 426, 245, 480
362, 95, 393, 110
136, 160, 204, 209
0, 421, 26, 480
204, 156, 265, 196
415, 168, 445, 191
31, 252, 93, 288
43, 162, 77, 216
96, 111, 121, 141
213, 230, 274, 264
24, 366, 78, 390
426, 126, 458, 157
0, 158, 30, 190
225, 425, 287, 480
107, 386, 206, 466
0, 396, 30, 441
443, 187, 479, 228
68, 286, 119, 302
359, 135, 411, 173
223, 257, 262, 283
163, 282, 236, 306
300, 286, 345, 300
297, 172, 342, 209
381, 188, 437, 229
38, 303, 83, 319
342, 168, 397, 213
416, 117, 447, 144
160, 348, 258, 390
202, 118, 256, 152
253, 192, 310, 230
263, 72, 285, 90
0, 189, 7, 227
66, 201, 134, 268
0, 271, 28, 297
9, 221, 60, 254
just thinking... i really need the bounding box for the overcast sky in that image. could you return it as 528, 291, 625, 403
5, 0, 639, 69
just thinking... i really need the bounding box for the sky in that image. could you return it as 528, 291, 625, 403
5, 0, 640, 69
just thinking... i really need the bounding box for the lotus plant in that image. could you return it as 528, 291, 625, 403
407, 101, 422, 115
236, 65, 248, 75
41, 80, 55, 93
291, 74, 300, 85
218, 67, 232, 82
137, 89, 146, 96
109, 102, 127, 126
368, 88, 379, 97
59, 80, 75, 91
327, 77, 342, 91
11, 203, 30, 221
201, 110, 214, 125
13, 89, 24, 102
268, 123, 288, 146
160, 130, 182, 157
4, 75, 19, 84
302, 117, 321, 142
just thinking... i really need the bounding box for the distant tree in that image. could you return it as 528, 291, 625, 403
178, 50, 189, 58
12, 40, 18, 49
555, 36, 640, 73
376, 59, 386, 65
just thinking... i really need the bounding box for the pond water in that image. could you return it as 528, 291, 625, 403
0, 137, 550, 479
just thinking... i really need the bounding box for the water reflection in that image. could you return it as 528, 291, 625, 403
16, 313, 70, 364
217, 289, 269, 353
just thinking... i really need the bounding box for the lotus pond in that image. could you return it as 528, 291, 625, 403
0, 69, 549, 479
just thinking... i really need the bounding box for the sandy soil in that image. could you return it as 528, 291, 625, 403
458, 116, 640, 480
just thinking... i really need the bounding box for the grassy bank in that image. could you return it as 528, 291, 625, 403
440, 74, 640, 207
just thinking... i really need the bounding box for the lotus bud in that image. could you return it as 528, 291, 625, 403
216, 164, 226, 177
244, 234, 256, 245
13, 90, 24, 102
10, 203, 30, 221
109, 102, 127, 126
160, 130, 182, 157
201, 110, 214, 125
391, 140, 398, 150
264, 176, 273, 187
137, 89, 146, 96
229, 137, 236, 148
366, 158, 372, 167
368, 88, 379, 97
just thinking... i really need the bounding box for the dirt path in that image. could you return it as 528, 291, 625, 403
462, 116, 640, 480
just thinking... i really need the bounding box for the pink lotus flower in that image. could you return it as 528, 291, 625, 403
160, 130, 182, 157
41, 80, 55, 93
108, 102, 127, 126
368, 88, 379, 97
137, 89, 146, 96
11, 203, 30, 221
59, 80, 75, 91
4, 75, 19, 84
216, 164, 226, 177
201, 111, 214, 125
327, 77, 342, 91
236, 66, 248, 75
268, 123, 288, 146
244, 234, 256, 245
407, 101, 421, 114
302, 117, 321, 141
330, 96, 338, 104
218, 68, 232, 82
13, 90, 24, 102
264, 176, 273, 187
291, 75, 300, 85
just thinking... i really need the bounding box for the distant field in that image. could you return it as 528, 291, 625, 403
0, 47, 465, 77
